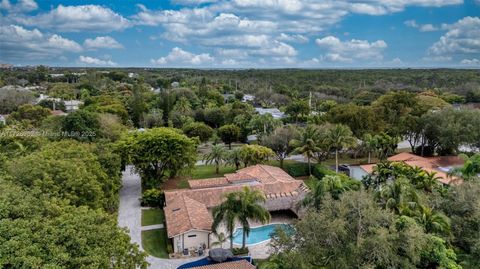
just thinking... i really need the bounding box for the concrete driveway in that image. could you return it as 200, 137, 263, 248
118, 166, 202, 269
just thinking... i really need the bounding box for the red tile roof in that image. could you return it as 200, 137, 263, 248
359, 153, 464, 185
164, 165, 307, 237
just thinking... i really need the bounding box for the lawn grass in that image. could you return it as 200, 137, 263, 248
141, 228, 169, 258
141, 208, 165, 226
191, 165, 237, 179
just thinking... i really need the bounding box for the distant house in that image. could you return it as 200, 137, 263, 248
128, 72, 138, 78
64, 100, 84, 112
254, 107, 285, 119
164, 165, 308, 253
222, 93, 235, 103
242, 94, 255, 103
35, 94, 61, 105
171, 81, 180, 88
349, 152, 464, 185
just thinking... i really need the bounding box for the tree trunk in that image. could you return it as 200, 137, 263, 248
308, 157, 311, 176
280, 158, 284, 169
242, 230, 246, 249
230, 231, 233, 250
216, 163, 219, 174
368, 152, 371, 164
228, 143, 232, 150
335, 149, 339, 173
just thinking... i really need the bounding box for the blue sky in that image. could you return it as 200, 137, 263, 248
0, 0, 479, 68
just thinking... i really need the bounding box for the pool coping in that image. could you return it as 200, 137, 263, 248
231, 222, 293, 247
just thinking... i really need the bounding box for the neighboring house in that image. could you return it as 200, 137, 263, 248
171, 81, 180, 88
222, 94, 235, 103
0, 115, 6, 125
349, 152, 464, 185
64, 100, 84, 112
241, 94, 255, 103
35, 94, 61, 105
164, 165, 309, 253
254, 107, 285, 119
128, 72, 138, 78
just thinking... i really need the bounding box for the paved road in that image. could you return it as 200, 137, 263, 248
118, 166, 202, 269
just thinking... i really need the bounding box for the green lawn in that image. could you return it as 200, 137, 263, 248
141, 209, 165, 226
191, 164, 237, 179
141, 228, 169, 258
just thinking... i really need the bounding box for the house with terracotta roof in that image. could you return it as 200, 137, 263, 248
189, 259, 255, 269
164, 165, 308, 253
349, 152, 464, 185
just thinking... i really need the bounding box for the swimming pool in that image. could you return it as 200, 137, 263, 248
232, 223, 293, 245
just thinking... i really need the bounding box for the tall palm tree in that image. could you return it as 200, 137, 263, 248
204, 144, 226, 174
212, 193, 239, 250
416, 171, 441, 192
377, 178, 418, 215
225, 148, 242, 170
211, 187, 271, 249
211, 232, 227, 248
291, 125, 320, 175
414, 205, 451, 235
326, 124, 356, 173
302, 175, 351, 209
361, 133, 377, 164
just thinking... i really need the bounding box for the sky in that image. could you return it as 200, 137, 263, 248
0, 0, 479, 68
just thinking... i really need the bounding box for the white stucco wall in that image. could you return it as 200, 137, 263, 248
349, 166, 369, 181
173, 230, 210, 253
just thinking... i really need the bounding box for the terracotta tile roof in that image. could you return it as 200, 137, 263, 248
164, 194, 213, 237
189, 260, 255, 269
189, 177, 229, 189
50, 110, 67, 116
359, 153, 464, 185
164, 165, 308, 237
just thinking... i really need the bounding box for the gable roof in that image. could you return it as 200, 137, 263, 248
164, 194, 213, 238
164, 165, 307, 237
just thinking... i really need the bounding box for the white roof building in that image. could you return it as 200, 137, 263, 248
64, 100, 84, 112
254, 107, 285, 119
242, 94, 255, 102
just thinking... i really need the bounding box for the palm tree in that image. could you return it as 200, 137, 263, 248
211, 187, 271, 249
291, 125, 320, 175
204, 144, 226, 174
416, 171, 441, 192
414, 205, 451, 234
225, 148, 242, 170
302, 175, 351, 209
361, 133, 377, 164
377, 178, 418, 215
326, 124, 356, 173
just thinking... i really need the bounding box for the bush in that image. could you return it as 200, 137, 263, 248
312, 164, 337, 179
283, 162, 309, 177
140, 188, 165, 207
166, 243, 173, 254
232, 247, 249, 255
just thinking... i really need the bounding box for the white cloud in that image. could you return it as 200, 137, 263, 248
277, 33, 308, 43
150, 47, 214, 65
0, 0, 37, 12
0, 24, 82, 60
12, 5, 130, 32
429, 16, 480, 56
84, 36, 123, 49
461, 58, 480, 65
315, 36, 387, 62
421, 56, 452, 62
78, 55, 116, 66
404, 19, 438, 31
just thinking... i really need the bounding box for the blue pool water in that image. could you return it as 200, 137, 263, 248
232, 223, 293, 245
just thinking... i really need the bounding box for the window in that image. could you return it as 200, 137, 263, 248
187, 234, 197, 238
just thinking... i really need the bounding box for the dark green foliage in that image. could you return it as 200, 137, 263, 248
218, 124, 240, 149
62, 110, 100, 141
232, 247, 249, 255
140, 189, 165, 207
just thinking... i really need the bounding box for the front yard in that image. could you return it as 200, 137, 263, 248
141, 228, 169, 259
141, 208, 165, 226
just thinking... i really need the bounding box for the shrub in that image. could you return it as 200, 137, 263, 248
283, 162, 309, 177
232, 247, 249, 255
140, 188, 165, 207
312, 164, 337, 179
167, 243, 173, 254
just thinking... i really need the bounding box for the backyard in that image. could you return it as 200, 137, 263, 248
141, 208, 170, 259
